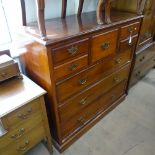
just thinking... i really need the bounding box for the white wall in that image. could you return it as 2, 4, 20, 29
25, 0, 97, 22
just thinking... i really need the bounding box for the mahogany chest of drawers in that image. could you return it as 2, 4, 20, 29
19, 10, 143, 152
0, 75, 52, 155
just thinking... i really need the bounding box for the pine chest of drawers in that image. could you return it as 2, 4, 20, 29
19, 10, 143, 152
0, 75, 52, 155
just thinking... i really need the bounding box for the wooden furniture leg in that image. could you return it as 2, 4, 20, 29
97, 0, 104, 24
62, 0, 67, 18
105, 0, 111, 24
137, 0, 147, 15
78, 0, 84, 16
35, 0, 47, 40
20, 0, 27, 26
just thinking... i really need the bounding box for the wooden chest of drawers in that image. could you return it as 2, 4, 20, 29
19, 10, 143, 152
0, 75, 52, 155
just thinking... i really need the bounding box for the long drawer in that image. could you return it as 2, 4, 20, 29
56, 51, 132, 102
0, 112, 42, 150
0, 123, 45, 155
58, 65, 129, 123
130, 56, 155, 86
61, 80, 127, 140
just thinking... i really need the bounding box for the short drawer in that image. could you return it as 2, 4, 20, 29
52, 38, 89, 65
61, 80, 127, 140
0, 123, 45, 155
120, 22, 140, 40
119, 36, 138, 52
91, 29, 118, 62
3, 99, 41, 128
0, 112, 42, 150
0, 63, 20, 82
56, 52, 131, 102
54, 55, 88, 80
59, 67, 129, 123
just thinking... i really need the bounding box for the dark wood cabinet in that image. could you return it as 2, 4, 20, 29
19, 9, 142, 152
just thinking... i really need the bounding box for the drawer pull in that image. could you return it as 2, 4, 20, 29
79, 78, 87, 85
68, 46, 78, 55
69, 64, 78, 71
101, 42, 110, 49
11, 128, 25, 140
79, 97, 87, 105
136, 71, 141, 77
113, 77, 120, 83
17, 108, 32, 119
77, 116, 85, 124
115, 58, 122, 64
16, 140, 29, 151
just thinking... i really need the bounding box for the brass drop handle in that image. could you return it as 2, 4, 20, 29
79, 97, 87, 105
115, 58, 122, 64
17, 108, 32, 119
16, 140, 29, 151
68, 46, 78, 55
113, 77, 120, 83
79, 78, 87, 85
136, 71, 141, 77
101, 42, 110, 50
11, 128, 25, 140
77, 116, 85, 124
69, 64, 78, 71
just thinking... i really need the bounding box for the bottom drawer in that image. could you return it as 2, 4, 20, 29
130, 56, 155, 86
61, 81, 127, 140
0, 123, 45, 155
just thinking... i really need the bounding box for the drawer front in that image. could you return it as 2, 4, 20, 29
52, 38, 89, 65
91, 29, 118, 62
54, 55, 88, 80
56, 52, 131, 102
4, 99, 41, 128
120, 22, 140, 40
131, 56, 155, 85
119, 36, 138, 52
59, 66, 130, 123
61, 80, 127, 140
98, 81, 126, 111
0, 113, 42, 150
0, 123, 45, 155
0, 63, 20, 82
135, 48, 155, 69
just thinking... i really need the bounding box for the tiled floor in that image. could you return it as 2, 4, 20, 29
27, 69, 155, 155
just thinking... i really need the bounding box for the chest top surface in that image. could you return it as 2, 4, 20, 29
0, 75, 46, 118
23, 10, 143, 46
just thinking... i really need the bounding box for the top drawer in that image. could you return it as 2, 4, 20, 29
3, 99, 41, 128
120, 22, 140, 40
51, 38, 89, 65
91, 29, 118, 63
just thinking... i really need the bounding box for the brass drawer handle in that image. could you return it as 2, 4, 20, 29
17, 108, 32, 119
113, 77, 120, 83
101, 42, 110, 50
68, 46, 78, 55
11, 128, 25, 140
79, 78, 87, 85
77, 116, 85, 124
136, 71, 141, 77
69, 64, 78, 71
16, 140, 29, 151
115, 58, 122, 64
79, 97, 87, 105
